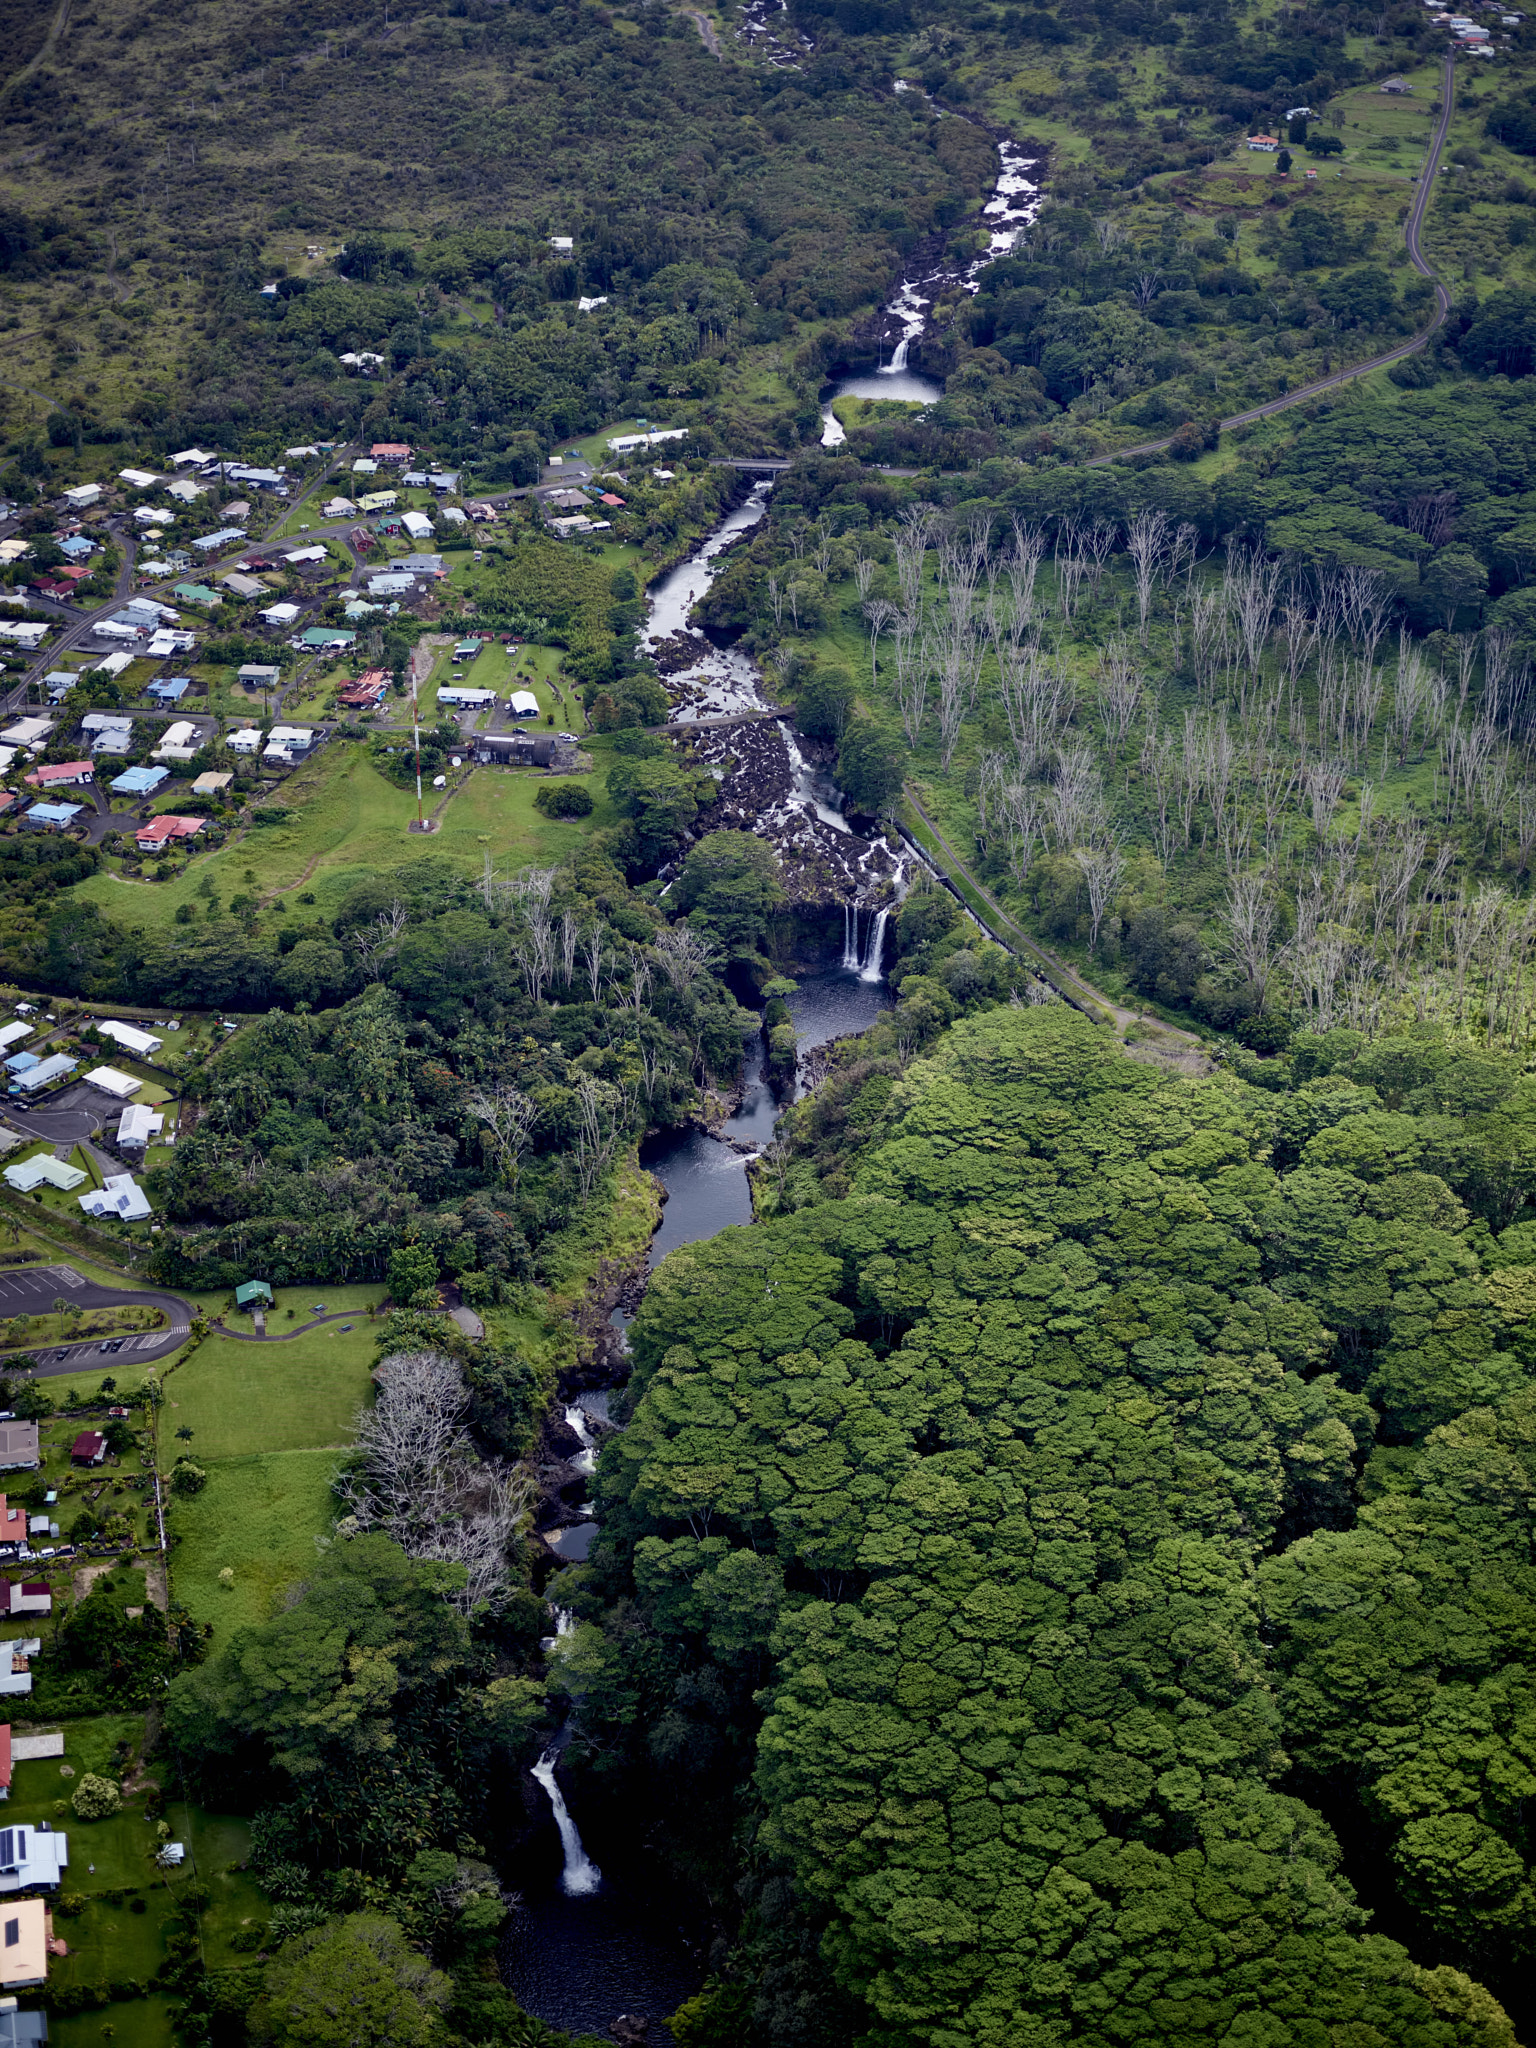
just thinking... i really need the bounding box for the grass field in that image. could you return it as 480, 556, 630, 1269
167, 1448, 342, 1649
160, 1322, 375, 1462
72, 747, 616, 930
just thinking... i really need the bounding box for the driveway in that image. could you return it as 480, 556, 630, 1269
2, 1082, 139, 1148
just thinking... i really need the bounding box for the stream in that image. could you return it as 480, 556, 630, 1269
508, 109, 1042, 2028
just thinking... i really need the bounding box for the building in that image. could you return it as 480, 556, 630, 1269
401, 510, 434, 542
0, 1997, 50, 2044
0, 1433, 37, 1478
352, 459, 379, 478
225, 728, 263, 756
166, 480, 205, 505
22, 765, 91, 790
70, 1432, 106, 1468
170, 448, 217, 467
1246, 134, 1280, 150
119, 467, 159, 489
0, 723, 50, 751
264, 725, 313, 763
2, 1158, 86, 1195
438, 688, 497, 710
371, 443, 413, 464
323, 497, 357, 519
79, 1176, 151, 1222
0, 1899, 49, 1988
97, 1020, 161, 1057
116, 1104, 164, 1150
0, 1828, 67, 1899
60, 485, 102, 511
18, 808, 82, 836
298, 628, 354, 651
144, 629, 197, 659
2, 1058, 37, 1079
366, 573, 416, 598
170, 584, 222, 608
339, 672, 388, 709
221, 573, 265, 599
258, 603, 301, 628
0, 1504, 24, 1550
0, 1029, 27, 1057
475, 732, 557, 767
508, 689, 540, 718
235, 1279, 273, 1311
1379, 73, 1413, 88
190, 530, 246, 556
338, 350, 385, 373
82, 1068, 141, 1100
356, 491, 399, 515
10, 1055, 74, 1091
0, 1646, 38, 1702
0, 1588, 48, 1623
606, 428, 688, 452
440, 506, 469, 529
190, 772, 233, 797
152, 722, 200, 763
0, 627, 48, 654
109, 766, 168, 799
134, 816, 204, 852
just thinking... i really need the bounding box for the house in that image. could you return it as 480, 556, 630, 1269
18, 808, 81, 836
606, 428, 687, 452
220, 501, 252, 524
144, 630, 197, 659
190, 771, 233, 797
82, 1068, 141, 1100
438, 688, 497, 710
427, 472, 459, 493
323, 497, 358, 519
401, 510, 434, 542
338, 351, 386, 373
0, 1587, 49, 1622
475, 732, 557, 767
170, 448, 217, 468
401, 471, 429, 488
79, 1175, 151, 1222
2, 1058, 38, 1079
71, 1429, 106, 1470
440, 506, 469, 529
298, 628, 354, 650
1379, 73, 1414, 88
551, 515, 594, 537
0, 626, 47, 653
134, 815, 204, 851
60, 485, 102, 511
352, 459, 379, 479
0, 723, 50, 750
356, 491, 398, 514
221, 573, 265, 600
10, 1054, 75, 1089
0, 1505, 24, 1550
0, 1829, 66, 1900
117, 1104, 164, 1150
258, 603, 301, 628
1285, 104, 1315, 118
283, 546, 328, 567
1246, 134, 1280, 151
170, 583, 222, 608
118, 467, 160, 489
0, 1643, 34, 1702
0, 1431, 37, 1478
3, 1157, 85, 1195
545, 488, 589, 511
0, 1028, 28, 1056
152, 722, 200, 762
110, 765, 168, 798
23, 764, 91, 790
236, 664, 280, 691
339, 671, 388, 709
365, 573, 415, 598
0, 1994, 50, 2044
577, 296, 608, 313
166, 480, 205, 505
98, 1020, 161, 1057
371, 443, 413, 464
225, 728, 263, 756
147, 678, 190, 703
509, 689, 541, 719
190, 529, 246, 556
235, 1279, 273, 1311
599, 494, 626, 509
226, 468, 284, 490
89, 729, 134, 757
466, 503, 498, 523
549, 236, 574, 252
0, 1898, 50, 1986
263, 725, 313, 763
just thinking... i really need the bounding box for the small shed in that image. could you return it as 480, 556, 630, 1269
235, 1280, 273, 1311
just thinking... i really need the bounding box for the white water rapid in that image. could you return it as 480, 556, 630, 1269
563, 1405, 598, 1477
532, 1750, 603, 1897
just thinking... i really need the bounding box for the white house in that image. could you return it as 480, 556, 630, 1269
0, 626, 47, 652
0, 1824, 66, 1894
167, 480, 206, 504
3, 1157, 86, 1195
264, 725, 314, 763
78, 1175, 151, 1222
226, 727, 263, 754
60, 485, 102, 510
0, 1645, 38, 1698
283, 547, 327, 566
98, 1020, 161, 1057
153, 721, 201, 762
401, 510, 434, 542
117, 1103, 165, 1149
170, 448, 217, 468
607, 428, 688, 452
258, 602, 301, 627
82, 1068, 141, 1100
0, 723, 51, 751
0, 1028, 29, 1057
118, 468, 160, 489
12, 1057, 74, 1094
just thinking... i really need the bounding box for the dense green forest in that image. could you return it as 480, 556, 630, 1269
567, 999, 1533, 2048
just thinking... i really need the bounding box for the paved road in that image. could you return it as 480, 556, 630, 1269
0, 1262, 193, 1375
2, 1082, 135, 1148
1088, 53, 1457, 466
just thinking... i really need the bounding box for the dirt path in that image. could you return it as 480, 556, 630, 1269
687, 9, 723, 54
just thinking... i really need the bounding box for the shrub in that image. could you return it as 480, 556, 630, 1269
169, 1458, 207, 1496
533, 781, 593, 817
71, 1773, 122, 1820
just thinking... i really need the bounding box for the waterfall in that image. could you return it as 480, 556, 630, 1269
532, 1749, 603, 1897
859, 908, 889, 983
564, 1404, 597, 1477
842, 902, 861, 971
883, 336, 910, 374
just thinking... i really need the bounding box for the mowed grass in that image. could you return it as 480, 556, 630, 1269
168, 1449, 341, 1649
73, 746, 615, 930
161, 1322, 375, 1461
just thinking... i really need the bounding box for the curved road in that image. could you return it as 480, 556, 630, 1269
1089, 52, 1457, 467
0, 1262, 193, 1377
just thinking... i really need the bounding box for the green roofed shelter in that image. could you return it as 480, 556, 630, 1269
234, 1279, 273, 1309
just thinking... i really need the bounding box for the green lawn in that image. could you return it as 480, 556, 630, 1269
71, 747, 611, 931
166, 1448, 341, 1649
160, 1321, 375, 1463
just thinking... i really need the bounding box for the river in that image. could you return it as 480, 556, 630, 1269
507, 107, 1045, 2029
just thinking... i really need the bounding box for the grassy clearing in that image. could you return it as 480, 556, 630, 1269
72, 747, 612, 932
160, 1321, 375, 1463
166, 1448, 341, 1649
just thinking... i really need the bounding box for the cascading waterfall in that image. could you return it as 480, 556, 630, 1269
859, 908, 889, 983
842, 902, 861, 972
883, 335, 911, 375
532, 1749, 603, 1898
563, 1405, 597, 1477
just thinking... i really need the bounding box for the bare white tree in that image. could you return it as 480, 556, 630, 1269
468, 1084, 538, 1190
1075, 840, 1125, 953
1222, 872, 1280, 1011
350, 901, 408, 983
655, 924, 721, 995
573, 1073, 624, 1196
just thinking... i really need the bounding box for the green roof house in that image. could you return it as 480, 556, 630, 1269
171, 582, 223, 607
234, 1279, 273, 1310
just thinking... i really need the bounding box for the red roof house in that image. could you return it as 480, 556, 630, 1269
134, 816, 205, 852
339, 669, 388, 709
70, 1431, 107, 1467
0, 1502, 23, 1547
25, 763, 93, 789
370, 443, 413, 464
